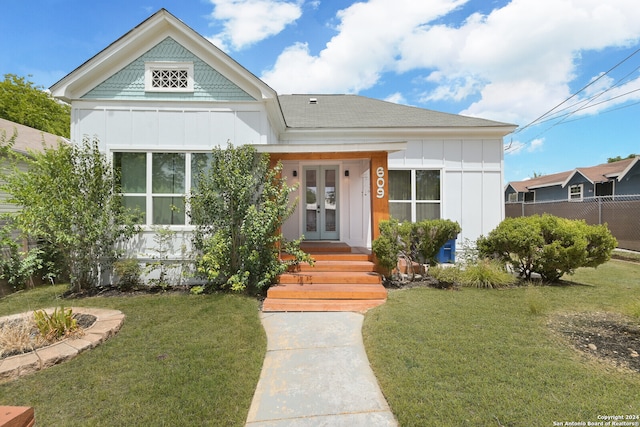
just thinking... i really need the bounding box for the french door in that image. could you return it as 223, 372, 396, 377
304, 166, 339, 240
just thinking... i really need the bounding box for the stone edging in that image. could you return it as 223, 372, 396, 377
0, 307, 125, 382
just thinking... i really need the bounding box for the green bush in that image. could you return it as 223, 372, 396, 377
0, 230, 43, 291
189, 144, 310, 293
372, 218, 404, 275
2, 137, 140, 292
414, 219, 461, 264
372, 218, 460, 279
477, 214, 617, 282
113, 258, 142, 291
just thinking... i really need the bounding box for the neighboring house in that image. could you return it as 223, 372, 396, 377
505, 157, 640, 251
505, 156, 640, 203
0, 117, 65, 214
50, 9, 516, 260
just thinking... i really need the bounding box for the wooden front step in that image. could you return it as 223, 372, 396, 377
264, 248, 387, 312
279, 271, 381, 285
268, 282, 387, 300
293, 260, 375, 272
262, 298, 387, 313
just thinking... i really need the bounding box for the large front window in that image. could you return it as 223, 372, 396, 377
388, 169, 441, 222
115, 152, 211, 226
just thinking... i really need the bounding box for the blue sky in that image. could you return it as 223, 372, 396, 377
2, 0, 639, 183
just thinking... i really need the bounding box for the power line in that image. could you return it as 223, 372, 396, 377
513, 46, 640, 135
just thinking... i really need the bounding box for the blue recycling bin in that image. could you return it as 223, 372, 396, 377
436, 239, 456, 263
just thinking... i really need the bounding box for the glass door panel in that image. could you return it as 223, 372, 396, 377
304, 166, 339, 240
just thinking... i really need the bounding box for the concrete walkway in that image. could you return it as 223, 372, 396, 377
246, 312, 397, 426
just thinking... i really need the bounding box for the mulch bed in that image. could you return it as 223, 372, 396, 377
549, 312, 640, 373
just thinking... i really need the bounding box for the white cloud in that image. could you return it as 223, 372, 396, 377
207, 0, 303, 51
528, 138, 544, 152
384, 92, 407, 104
504, 140, 526, 155
505, 137, 544, 155
261, 0, 467, 93
258, 0, 640, 125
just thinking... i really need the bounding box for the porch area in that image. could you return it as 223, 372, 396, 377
263, 242, 388, 312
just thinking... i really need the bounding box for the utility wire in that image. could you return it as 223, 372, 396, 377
513, 46, 640, 135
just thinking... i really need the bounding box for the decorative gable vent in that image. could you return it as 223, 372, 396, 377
145, 62, 194, 92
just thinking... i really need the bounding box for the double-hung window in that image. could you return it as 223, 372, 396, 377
115, 152, 213, 226
569, 184, 583, 201
388, 169, 441, 222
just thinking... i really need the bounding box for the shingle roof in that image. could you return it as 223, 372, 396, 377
0, 118, 64, 154
278, 94, 515, 129
508, 156, 639, 191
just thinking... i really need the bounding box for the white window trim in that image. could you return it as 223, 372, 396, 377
144, 61, 194, 93
507, 192, 518, 203
115, 151, 216, 230
388, 168, 442, 222
569, 184, 583, 201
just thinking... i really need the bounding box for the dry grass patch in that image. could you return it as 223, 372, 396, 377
0, 314, 47, 358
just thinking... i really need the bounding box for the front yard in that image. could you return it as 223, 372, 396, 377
1, 260, 639, 426
363, 259, 640, 426
0, 286, 266, 426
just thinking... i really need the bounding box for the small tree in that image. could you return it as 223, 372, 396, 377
2, 136, 140, 292
189, 144, 309, 293
477, 214, 617, 282
0, 74, 71, 138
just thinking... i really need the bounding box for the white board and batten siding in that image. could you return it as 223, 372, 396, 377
389, 138, 504, 244
72, 103, 270, 153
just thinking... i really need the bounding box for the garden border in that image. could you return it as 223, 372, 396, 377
0, 307, 124, 382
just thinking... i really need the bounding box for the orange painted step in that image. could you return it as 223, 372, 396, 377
282, 253, 372, 262
267, 282, 387, 300
262, 298, 387, 313
293, 260, 375, 272
278, 271, 381, 285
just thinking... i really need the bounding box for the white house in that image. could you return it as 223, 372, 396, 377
50, 9, 516, 262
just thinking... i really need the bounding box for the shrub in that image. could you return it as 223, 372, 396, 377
189, 144, 310, 293
2, 137, 140, 292
478, 214, 617, 282
458, 260, 516, 289
372, 218, 461, 279
113, 258, 142, 291
414, 219, 461, 265
372, 218, 404, 276
0, 228, 44, 291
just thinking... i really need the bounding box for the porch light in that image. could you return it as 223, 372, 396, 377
344, 170, 350, 177
292, 170, 298, 177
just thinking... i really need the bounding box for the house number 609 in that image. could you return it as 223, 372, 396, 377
376, 166, 385, 199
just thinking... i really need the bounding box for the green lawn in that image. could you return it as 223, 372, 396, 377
0, 286, 266, 426
363, 260, 640, 426
3, 261, 639, 426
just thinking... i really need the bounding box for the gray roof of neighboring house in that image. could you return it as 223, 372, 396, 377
278, 94, 515, 129
0, 118, 64, 154
507, 156, 639, 192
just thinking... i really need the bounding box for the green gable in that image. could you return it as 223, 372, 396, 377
82, 37, 255, 101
